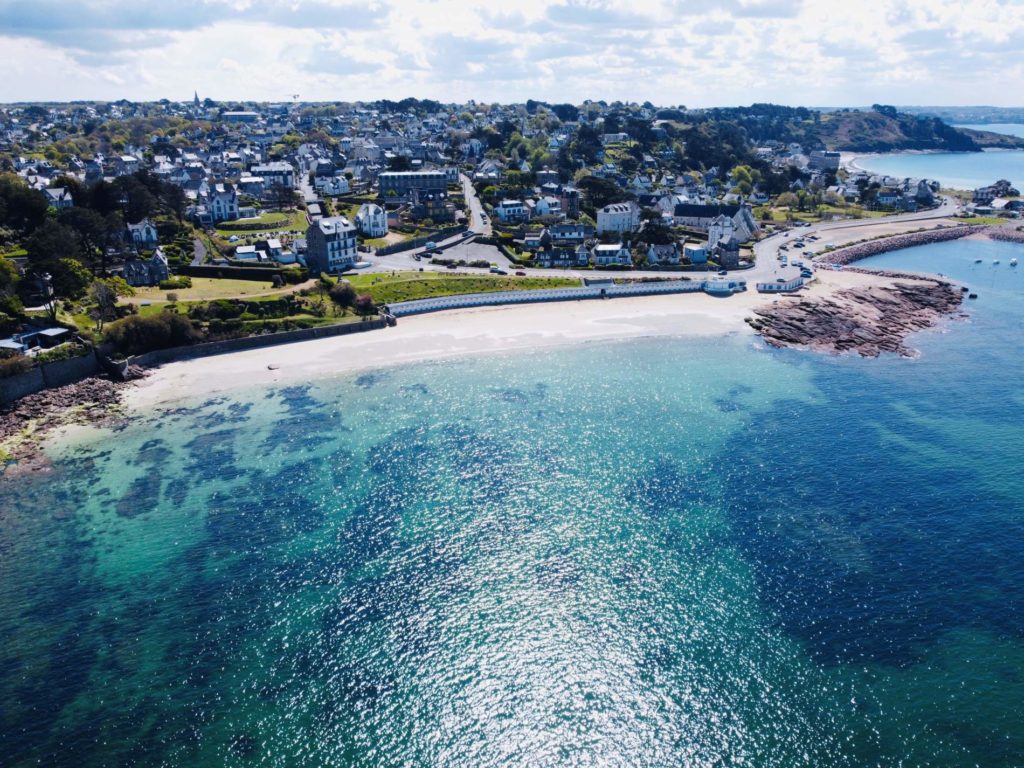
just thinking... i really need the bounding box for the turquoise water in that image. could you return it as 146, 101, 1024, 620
3, 239, 1024, 766
953, 123, 1024, 139
856, 148, 1024, 190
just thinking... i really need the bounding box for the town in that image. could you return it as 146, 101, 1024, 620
1, 98, 1020, 383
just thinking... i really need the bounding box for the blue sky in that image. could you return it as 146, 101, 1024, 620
0, 0, 1021, 105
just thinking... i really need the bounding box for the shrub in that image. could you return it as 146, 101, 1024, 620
166, 292, 179, 303
0, 350, 33, 379
103, 313, 201, 356
35, 342, 90, 365
159, 276, 193, 290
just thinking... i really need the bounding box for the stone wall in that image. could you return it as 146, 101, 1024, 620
0, 349, 100, 405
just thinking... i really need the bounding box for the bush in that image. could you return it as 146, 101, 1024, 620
35, 342, 90, 365
166, 292, 179, 303
0, 351, 33, 379
104, 313, 201, 356
159, 276, 193, 290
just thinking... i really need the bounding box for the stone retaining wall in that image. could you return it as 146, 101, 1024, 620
0, 349, 101, 405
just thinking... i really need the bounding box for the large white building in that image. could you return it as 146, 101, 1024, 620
306, 216, 358, 274
355, 203, 388, 238
596, 201, 640, 235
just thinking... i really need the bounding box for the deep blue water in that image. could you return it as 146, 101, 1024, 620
1, 239, 1024, 766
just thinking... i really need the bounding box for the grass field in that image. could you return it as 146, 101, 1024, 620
123, 277, 314, 304
215, 209, 308, 235
343, 271, 580, 305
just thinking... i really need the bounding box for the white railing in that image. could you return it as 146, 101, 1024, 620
386, 279, 728, 317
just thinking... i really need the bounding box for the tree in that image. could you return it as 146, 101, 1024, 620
26, 220, 81, 272
354, 293, 375, 317
328, 280, 356, 316
52, 258, 92, 299
387, 155, 412, 172
88, 280, 118, 331
0, 256, 22, 316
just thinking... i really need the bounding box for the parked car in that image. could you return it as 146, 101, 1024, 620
515, 271, 526, 276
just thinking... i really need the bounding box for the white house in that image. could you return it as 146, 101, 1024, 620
534, 196, 563, 218
597, 201, 640, 235
355, 203, 389, 238
592, 243, 633, 267
207, 184, 240, 223
646, 243, 680, 265
494, 199, 530, 223
127, 218, 159, 250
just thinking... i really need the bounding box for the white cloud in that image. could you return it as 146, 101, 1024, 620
0, 0, 1022, 105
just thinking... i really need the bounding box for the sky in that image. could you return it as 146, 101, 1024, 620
0, 0, 1022, 107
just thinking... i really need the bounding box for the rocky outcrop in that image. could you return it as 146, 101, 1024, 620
747, 281, 965, 358
0, 376, 133, 476
987, 227, 1024, 245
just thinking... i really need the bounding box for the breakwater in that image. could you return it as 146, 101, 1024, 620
814, 226, 982, 267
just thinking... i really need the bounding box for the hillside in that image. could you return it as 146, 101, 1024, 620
809, 108, 1017, 152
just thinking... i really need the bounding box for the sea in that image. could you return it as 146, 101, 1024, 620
854, 147, 1024, 191
2, 238, 1024, 767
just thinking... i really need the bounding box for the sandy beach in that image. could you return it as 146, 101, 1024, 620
122, 270, 887, 409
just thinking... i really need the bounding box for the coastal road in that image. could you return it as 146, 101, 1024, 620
754, 196, 961, 265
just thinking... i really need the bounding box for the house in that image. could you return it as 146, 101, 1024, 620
494, 199, 530, 223
592, 243, 633, 267
549, 222, 594, 247
646, 243, 680, 266
122, 247, 170, 287
42, 187, 74, 210
355, 203, 388, 238
523, 229, 552, 252
534, 196, 563, 218
378, 170, 448, 199
673, 203, 759, 242
809, 150, 841, 171
306, 216, 358, 275
596, 202, 640, 235
234, 244, 261, 261
708, 217, 742, 269
251, 161, 296, 189
684, 244, 708, 264
127, 218, 159, 250
206, 184, 240, 223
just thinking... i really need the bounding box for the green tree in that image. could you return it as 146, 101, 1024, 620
328, 280, 356, 316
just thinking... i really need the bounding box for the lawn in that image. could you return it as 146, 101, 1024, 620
343, 272, 580, 305
215, 209, 308, 235
125, 277, 312, 304
957, 215, 1007, 225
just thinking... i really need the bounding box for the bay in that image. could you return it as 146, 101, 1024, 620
2, 238, 1024, 767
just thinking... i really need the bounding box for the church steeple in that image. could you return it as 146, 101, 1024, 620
193, 91, 200, 107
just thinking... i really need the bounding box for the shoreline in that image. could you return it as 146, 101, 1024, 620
119, 268, 920, 412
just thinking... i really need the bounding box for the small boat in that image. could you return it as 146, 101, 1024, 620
1011, 258, 1019, 267
969, 293, 978, 299
975, 259, 983, 263
993, 260, 1000, 265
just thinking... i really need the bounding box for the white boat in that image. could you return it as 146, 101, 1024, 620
993, 260, 1000, 265
1011, 258, 1019, 267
